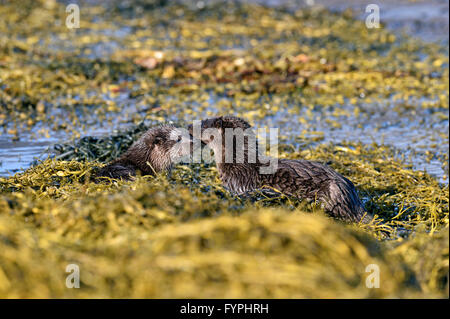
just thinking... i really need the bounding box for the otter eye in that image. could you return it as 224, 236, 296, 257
154, 136, 163, 144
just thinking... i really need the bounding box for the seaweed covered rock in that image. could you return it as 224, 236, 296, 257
390, 228, 449, 297
0, 206, 420, 298
0, 158, 447, 298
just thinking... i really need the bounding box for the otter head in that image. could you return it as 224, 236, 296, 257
135, 124, 191, 174
188, 116, 256, 165
188, 116, 251, 143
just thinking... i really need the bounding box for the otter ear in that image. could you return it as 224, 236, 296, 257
154, 136, 164, 145
214, 117, 223, 129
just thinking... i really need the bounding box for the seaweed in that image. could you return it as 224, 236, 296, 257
0, 0, 448, 298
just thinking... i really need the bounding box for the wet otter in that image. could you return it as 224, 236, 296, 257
188, 116, 372, 223
96, 124, 189, 180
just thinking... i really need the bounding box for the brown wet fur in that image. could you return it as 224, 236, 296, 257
189, 116, 372, 223
96, 125, 180, 181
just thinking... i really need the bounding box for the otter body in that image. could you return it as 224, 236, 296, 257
220, 158, 368, 223
96, 125, 187, 180
189, 116, 371, 223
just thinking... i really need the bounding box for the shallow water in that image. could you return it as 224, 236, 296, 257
0, 93, 138, 176
0, 137, 54, 176
317, 0, 449, 44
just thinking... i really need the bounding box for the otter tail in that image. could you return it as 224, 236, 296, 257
328, 201, 373, 224
325, 179, 373, 224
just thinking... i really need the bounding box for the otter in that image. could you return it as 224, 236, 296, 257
188, 116, 372, 223
96, 124, 189, 181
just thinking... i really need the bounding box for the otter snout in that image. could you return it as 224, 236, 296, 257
187, 122, 208, 147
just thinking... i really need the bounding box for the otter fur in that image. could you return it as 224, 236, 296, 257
188, 116, 372, 223
96, 124, 188, 180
